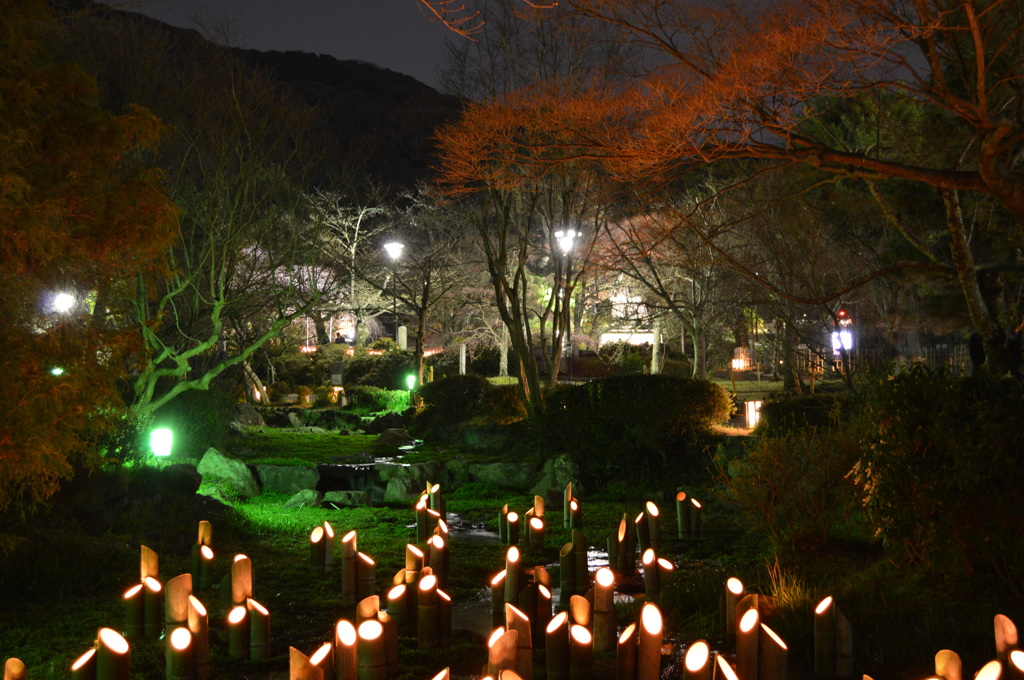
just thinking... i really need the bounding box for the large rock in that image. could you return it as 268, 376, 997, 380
283, 489, 323, 509
322, 490, 371, 507
160, 463, 202, 496
378, 462, 444, 502
256, 465, 320, 495
197, 448, 260, 499
234, 402, 265, 428
529, 453, 582, 501
375, 428, 416, 448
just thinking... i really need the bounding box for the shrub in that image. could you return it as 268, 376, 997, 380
268, 381, 294, 402
599, 341, 647, 374
418, 375, 492, 415
150, 388, 236, 458
366, 351, 416, 390
755, 393, 853, 435
345, 385, 407, 413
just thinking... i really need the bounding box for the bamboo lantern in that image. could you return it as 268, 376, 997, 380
341, 531, 359, 604
636, 603, 663, 680
144, 576, 164, 639
736, 607, 760, 680
438, 589, 453, 645
248, 598, 271, 660
357, 553, 377, 600
560, 543, 577, 608
814, 596, 853, 679
197, 521, 212, 548
504, 547, 522, 606
645, 502, 661, 550
435, 518, 449, 540
499, 504, 510, 544
641, 550, 659, 598
387, 584, 410, 634
426, 509, 442, 537
487, 628, 519, 678
1010, 651, 1024, 680
570, 595, 592, 629
166, 626, 194, 680
405, 544, 425, 590
617, 516, 636, 577
572, 530, 588, 595
231, 555, 253, 606
547, 612, 570, 680
430, 669, 450, 680
416, 496, 429, 544
569, 625, 593, 680
682, 640, 712, 680
356, 619, 387, 680
377, 611, 399, 677
141, 545, 159, 582
593, 567, 617, 653
616, 623, 637, 680
419, 574, 440, 647
935, 650, 962, 680
227, 606, 249, 659
996, 615, 1019, 663
759, 623, 788, 680
70, 648, 96, 680
96, 628, 131, 680
535, 585, 553, 643
656, 558, 675, 591
311, 526, 327, 573
187, 595, 210, 680
723, 578, 744, 638
534, 565, 551, 587
715, 654, 740, 680
689, 499, 702, 538
311, 642, 335, 680
675, 491, 689, 538
564, 483, 573, 529
977, 661, 1003, 680
491, 570, 507, 628
334, 620, 358, 680
429, 483, 445, 523
165, 574, 192, 629
323, 522, 336, 573
123, 583, 145, 639
528, 517, 546, 555
506, 604, 534, 680
607, 532, 620, 579
634, 512, 651, 554
570, 499, 583, 530
518, 586, 539, 646
357, 596, 381, 625
289, 646, 324, 680
534, 494, 545, 518
190, 544, 214, 590
507, 512, 521, 546
4, 659, 25, 680
428, 535, 447, 587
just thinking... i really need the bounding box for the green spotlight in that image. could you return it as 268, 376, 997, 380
406, 374, 416, 390
150, 427, 173, 457
49, 366, 65, 376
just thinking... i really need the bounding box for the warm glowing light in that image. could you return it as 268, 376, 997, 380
50, 366, 64, 376
98, 628, 129, 654
300, 345, 318, 353
437, 519, 449, 534
761, 624, 787, 649
530, 517, 544, 530
570, 624, 592, 644
420, 575, 438, 592
676, 491, 687, 502
200, 545, 213, 560
383, 241, 405, 261
727, 577, 744, 595
430, 535, 445, 549
359, 553, 375, 567
645, 501, 659, 517
815, 596, 834, 615
716, 655, 739, 680
337, 620, 357, 646
657, 558, 674, 571
596, 567, 614, 587
507, 546, 520, 563
430, 669, 450, 680
490, 570, 506, 586
439, 590, 451, 603
188, 595, 206, 617
343, 530, 357, 544
554, 229, 582, 254
745, 401, 763, 429
228, 606, 247, 624
52, 292, 76, 313
358, 619, 383, 641
408, 544, 424, 558
618, 521, 627, 541
234, 554, 248, 562
635, 512, 644, 525
642, 549, 656, 567
976, 660, 1002, 680
640, 603, 663, 635
324, 521, 335, 538
739, 608, 759, 633
507, 512, 519, 523
388, 584, 406, 600
685, 641, 710, 671
150, 428, 173, 457
71, 648, 96, 672
538, 584, 551, 599
1010, 651, 1024, 672
570, 499, 578, 510
508, 604, 529, 622
310, 642, 332, 665
248, 598, 268, 615
311, 526, 324, 543
144, 576, 162, 593
691, 499, 702, 509
547, 611, 568, 633
488, 628, 505, 647
124, 584, 143, 599
170, 627, 192, 651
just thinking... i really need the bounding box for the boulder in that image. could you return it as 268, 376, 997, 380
287, 412, 304, 429
364, 412, 407, 434
256, 465, 320, 495
529, 453, 582, 501
160, 463, 202, 496
234, 402, 265, 427
197, 448, 260, 499
283, 489, 323, 509
378, 462, 444, 502
322, 490, 371, 507
375, 428, 416, 448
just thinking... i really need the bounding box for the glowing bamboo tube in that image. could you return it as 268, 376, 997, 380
546, 612, 570, 680
535, 585, 553, 643
190, 544, 213, 589
144, 576, 164, 639
634, 512, 650, 554
429, 483, 445, 522
341, 531, 358, 604
977, 661, 1003, 680
166, 626, 194, 680
570, 595, 592, 629
231, 555, 253, 606
571, 530, 588, 594
289, 646, 322, 680
418, 574, 440, 647
935, 650, 962, 680
645, 502, 661, 550
487, 628, 519, 677
248, 598, 271, 660
528, 517, 546, 555
656, 558, 675, 592
227, 605, 249, 659
405, 544, 424, 589
311, 642, 335, 680
356, 552, 376, 600
384, 583, 408, 634
499, 504, 509, 544
141, 545, 159, 581
356, 619, 387, 680
736, 607, 760, 680
322, 521, 335, 573
504, 547, 522, 605
187, 595, 209, 680
759, 624, 788, 680
334, 619, 358, 680
723, 577, 744, 638
431, 668, 450, 680
683, 640, 711, 680
641, 550, 659, 597
996, 615, 1019, 663
715, 655, 740, 680
506, 604, 534, 680
689, 499, 702, 538
356, 595, 380, 624
70, 648, 96, 680
416, 495, 429, 544
570, 498, 583, 530
676, 491, 689, 538
4, 659, 25, 680
123, 584, 144, 639
1010, 651, 1024, 680
636, 603, 663, 680
569, 625, 593, 680
617, 516, 635, 577
616, 623, 637, 680
378, 610, 399, 676
491, 570, 507, 628
563, 483, 573, 529
438, 589, 452, 645
428, 535, 447, 587
197, 520, 212, 548
593, 567, 617, 653
426, 508, 442, 536
96, 628, 131, 680
310, 526, 327, 573
559, 543, 577, 608
165, 574, 192, 629
507, 512, 521, 546
814, 596, 853, 679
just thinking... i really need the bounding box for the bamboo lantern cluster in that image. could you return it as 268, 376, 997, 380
4, 659, 25, 680
607, 515, 637, 579
340, 531, 375, 604
122, 545, 165, 640
310, 521, 336, 574
69, 628, 131, 680
564, 483, 583, 530
417, 574, 453, 648
190, 521, 214, 589
225, 597, 271, 660
675, 491, 703, 539
640, 549, 675, 599
814, 596, 853, 679
490, 547, 552, 643
218, 553, 254, 613
634, 502, 661, 553
344, 602, 399, 680
616, 602, 664, 680
289, 642, 335, 680
903, 615, 1024, 680
415, 484, 445, 544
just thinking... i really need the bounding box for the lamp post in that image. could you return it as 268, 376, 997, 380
554, 229, 581, 381
383, 241, 404, 341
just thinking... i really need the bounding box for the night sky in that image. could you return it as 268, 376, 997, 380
100, 0, 458, 89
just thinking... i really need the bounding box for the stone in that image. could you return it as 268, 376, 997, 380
375, 428, 416, 447
322, 490, 371, 507
378, 462, 445, 502
255, 464, 320, 495
383, 476, 423, 503
234, 402, 265, 427
287, 412, 304, 428
529, 453, 582, 500
197, 448, 260, 499
283, 489, 323, 509
160, 463, 202, 496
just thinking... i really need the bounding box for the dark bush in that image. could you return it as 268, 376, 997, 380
755, 393, 853, 435
366, 351, 416, 390
598, 341, 647, 374
480, 384, 527, 423
418, 375, 492, 415
151, 388, 236, 457
345, 385, 407, 412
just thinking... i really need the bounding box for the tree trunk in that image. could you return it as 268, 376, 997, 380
499, 323, 509, 377
243, 361, 270, 404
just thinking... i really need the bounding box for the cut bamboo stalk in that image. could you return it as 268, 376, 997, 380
572, 530, 588, 594
227, 606, 249, 659
356, 595, 380, 624
248, 598, 271, 660
429, 483, 445, 522
645, 502, 661, 550
570, 499, 583, 530
430, 669, 450, 680
416, 496, 429, 544
438, 589, 452, 645
387, 584, 410, 634
656, 558, 675, 592
641, 550, 659, 598
715, 654, 740, 680
528, 517, 545, 555
736, 607, 760, 680
187, 596, 209, 680
675, 491, 689, 538
487, 628, 519, 677
689, 499, 702, 538
519, 585, 539, 646
141, 545, 159, 582
311, 526, 326, 573
144, 576, 164, 639
491, 570, 507, 628
190, 544, 214, 590
96, 628, 131, 680
499, 504, 509, 544
636, 603, 663, 680
323, 522, 336, 574
289, 646, 323, 680
935, 650, 962, 680
341, 531, 358, 605
334, 619, 358, 680
682, 640, 711, 680
70, 648, 96, 680
426, 508, 442, 536
4, 659, 26, 680
569, 595, 592, 629
197, 521, 212, 548
418, 574, 440, 648
723, 577, 744, 638
634, 512, 650, 554
547, 612, 570, 680
165, 626, 193, 680
310, 642, 334, 680
164, 574, 192, 629
607, 534, 620, 581
564, 483, 573, 529
507, 512, 520, 546
593, 568, 617, 653
815, 596, 853, 679
996, 615, 1019, 663
428, 535, 447, 587
534, 495, 545, 518
356, 620, 387, 680
405, 544, 424, 586
231, 555, 253, 606
123, 583, 144, 639
378, 610, 399, 676
506, 604, 534, 680
1010, 651, 1024, 680
504, 547, 522, 605
357, 553, 376, 600
616, 623, 637, 680
569, 625, 593, 680
534, 565, 551, 587
759, 623, 788, 680
535, 585, 552, 644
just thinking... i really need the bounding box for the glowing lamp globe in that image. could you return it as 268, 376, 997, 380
150, 428, 173, 457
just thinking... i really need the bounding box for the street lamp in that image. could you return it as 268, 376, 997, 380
383, 241, 404, 341
554, 230, 581, 380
